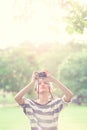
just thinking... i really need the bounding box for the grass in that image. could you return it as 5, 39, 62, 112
0, 104, 87, 130
59, 104, 87, 130
0, 106, 30, 130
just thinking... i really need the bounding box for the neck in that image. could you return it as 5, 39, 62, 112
37, 93, 50, 104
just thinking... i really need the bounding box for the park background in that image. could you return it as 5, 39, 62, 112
0, 0, 87, 130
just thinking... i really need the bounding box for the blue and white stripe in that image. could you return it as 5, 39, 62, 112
20, 98, 66, 129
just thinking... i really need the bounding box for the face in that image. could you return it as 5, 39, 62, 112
35, 78, 50, 94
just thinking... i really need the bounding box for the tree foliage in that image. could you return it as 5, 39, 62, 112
59, 49, 87, 95
0, 42, 87, 100
0, 45, 39, 92
61, 0, 87, 33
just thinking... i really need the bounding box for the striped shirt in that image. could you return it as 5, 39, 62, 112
20, 98, 66, 130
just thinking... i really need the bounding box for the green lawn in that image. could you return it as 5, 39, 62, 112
59, 104, 87, 130
0, 104, 87, 130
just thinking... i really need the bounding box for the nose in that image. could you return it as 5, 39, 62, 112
41, 82, 45, 85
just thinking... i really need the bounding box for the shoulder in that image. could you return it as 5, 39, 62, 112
53, 97, 62, 102
52, 97, 68, 106
20, 97, 31, 105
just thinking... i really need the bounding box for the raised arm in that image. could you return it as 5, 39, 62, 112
15, 72, 37, 104
47, 72, 73, 102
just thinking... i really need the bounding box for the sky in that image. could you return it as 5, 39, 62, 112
0, 0, 87, 49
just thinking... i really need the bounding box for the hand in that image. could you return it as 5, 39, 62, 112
31, 71, 39, 83
44, 70, 55, 82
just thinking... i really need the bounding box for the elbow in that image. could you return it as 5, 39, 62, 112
14, 94, 24, 104
65, 92, 74, 102
14, 94, 20, 103
71, 92, 74, 98
68, 92, 74, 101
14, 95, 18, 102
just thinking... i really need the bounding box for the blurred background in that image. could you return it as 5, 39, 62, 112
0, 0, 87, 130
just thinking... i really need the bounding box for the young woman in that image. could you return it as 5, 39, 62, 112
15, 71, 73, 130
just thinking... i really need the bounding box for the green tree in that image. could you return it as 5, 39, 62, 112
0, 45, 38, 92
59, 49, 87, 95
61, 0, 87, 33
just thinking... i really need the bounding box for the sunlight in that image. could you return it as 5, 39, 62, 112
74, 0, 87, 5
0, 0, 86, 48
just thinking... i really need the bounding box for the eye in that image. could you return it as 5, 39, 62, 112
38, 82, 41, 85
38, 82, 49, 85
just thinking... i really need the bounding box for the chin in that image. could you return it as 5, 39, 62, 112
39, 90, 48, 94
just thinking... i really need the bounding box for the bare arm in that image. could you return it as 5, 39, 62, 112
15, 81, 35, 104
51, 77, 73, 102
15, 72, 38, 104
46, 71, 73, 102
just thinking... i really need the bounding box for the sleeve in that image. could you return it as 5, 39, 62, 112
55, 98, 68, 112
19, 98, 31, 115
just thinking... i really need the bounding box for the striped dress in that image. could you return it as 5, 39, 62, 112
20, 98, 66, 130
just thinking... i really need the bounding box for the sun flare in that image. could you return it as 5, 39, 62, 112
0, 0, 86, 48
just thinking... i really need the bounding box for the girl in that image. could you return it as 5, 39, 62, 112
15, 71, 73, 130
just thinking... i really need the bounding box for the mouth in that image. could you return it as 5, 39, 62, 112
41, 85, 47, 89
